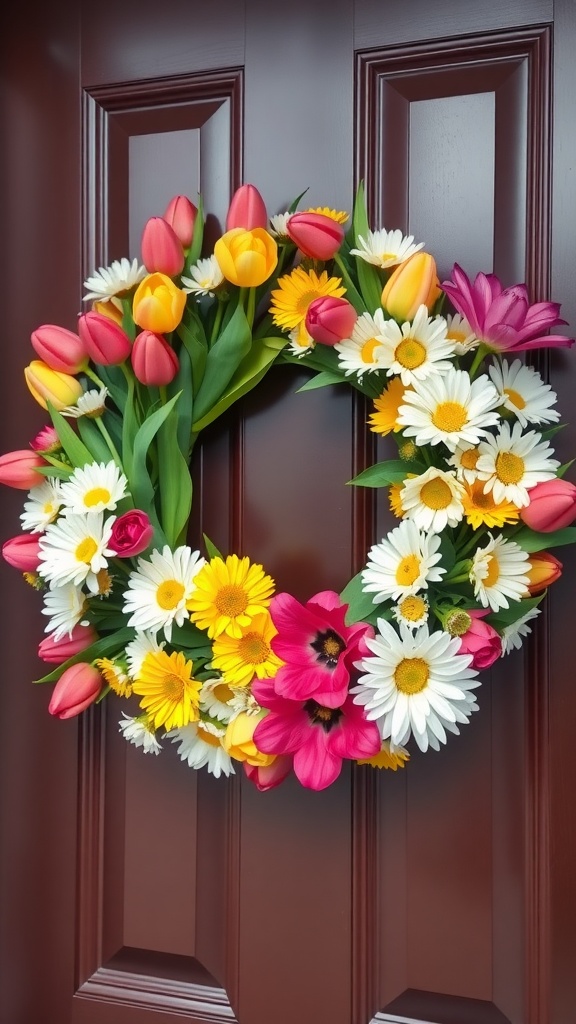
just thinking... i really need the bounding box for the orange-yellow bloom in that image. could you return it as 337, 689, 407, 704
214, 227, 278, 287
24, 360, 84, 411
223, 710, 275, 766
381, 252, 441, 321
132, 272, 186, 333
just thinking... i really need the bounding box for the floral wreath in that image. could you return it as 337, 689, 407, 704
2, 182, 575, 792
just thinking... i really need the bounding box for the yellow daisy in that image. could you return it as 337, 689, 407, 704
269, 267, 345, 343
95, 657, 132, 698
462, 480, 521, 530
211, 611, 284, 688
132, 649, 202, 731
187, 554, 275, 639
369, 378, 410, 436
389, 473, 418, 517
357, 740, 410, 770
305, 206, 349, 225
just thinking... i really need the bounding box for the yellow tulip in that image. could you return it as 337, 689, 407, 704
223, 711, 275, 767
24, 360, 83, 411
381, 252, 441, 322
214, 227, 278, 287
132, 272, 186, 333
92, 297, 124, 326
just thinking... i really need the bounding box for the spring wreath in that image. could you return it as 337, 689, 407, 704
2, 183, 576, 792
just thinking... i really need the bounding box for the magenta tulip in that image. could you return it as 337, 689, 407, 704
110, 509, 154, 556
163, 194, 197, 248
2, 533, 41, 571
520, 478, 576, 531
48, 662, 103, 719
457, 610, 502, 670
226, 183, 268, 231
0, 449, 46, 489
38, 624, 98, 665
131, 330, 179, 385
31, 324, 88, 374
141, 216, 185, 276
30, 426, 60, 454
244, 756, 293, 792
305, 296, 357, 345
286, 212, 345, 261
78, 312, 132, 366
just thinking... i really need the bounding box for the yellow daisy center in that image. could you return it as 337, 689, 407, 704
75, 536, 98, 564
495, 451, 525, 484
96, 568, 113, 595
395, 337, 426, 369
238, 632, 270, 664
394, 657, 429, 694
197, 724, 222, 747
398, 595, 427, 622
395, 554, 421, 586
215, 584, 249, 618
460, 448, 479, 470
420, 477, 453, 510
296, 289, 323, 315
43, 501, 56, 515
447, 328, 466, 343
163, 672, 185, 701
431, 401, 468, 432
83, 486, 111, 507
504, 387, 526, 410
484, 554, 500, 587
212, 682, 234, 703
156, 579, 185, 610
360, 337, 381, 363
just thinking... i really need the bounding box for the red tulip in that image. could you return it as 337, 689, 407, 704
141, 216, 185, 276
520, 479, 576, 532
48, 662, 103, 719
38, 624, 98, 665
131, 331, 179, 386
2, 533, 42, 571
286, 212, 344, 260
0, 449, 46, 489
163, 194, 197, 248
78, 312, 132, 366
30, 324, 88, 374
305, 296, 357, 345
244, 756, 293, 792
226, 184, 268, 231
111, 509, 154, 556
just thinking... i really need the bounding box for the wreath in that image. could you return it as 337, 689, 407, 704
2, 182, 575, 792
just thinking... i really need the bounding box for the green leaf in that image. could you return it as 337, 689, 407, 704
33, 627, 136, 683
511, 525, 576, 552
47, 403, 95, 468
340, 570, 377, 624
203, 533, 223, 559
76, 417, 115, 463
186, 193, 204, 269
176, 317, 208, 396
558, 460, 574, 478
192, 304, 256, 424
296, 371, 346, 392
157, 411, 193, 547
128, 395, 183, 545
191, 334, 285, 433
487, 593, 545, 628
333, 253, 367, 314
348, 459, 425, 487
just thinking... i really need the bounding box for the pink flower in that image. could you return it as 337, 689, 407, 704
305, 296, 357, 345
30, 426, 60, 454
131, 330, 179, 385
286, 212, 344, 261
226, 184, 268, 231
48, 662, 102, 719
30, 324, 88, 374
520, 478, 576, 531
38, 624, 97, 664
2, 533, 41, 571
252, 678, 381, 791
269, 590, 374, 708
0, 449, 46, 489
110, 510, 154, 557
442, 263, 574, 353
163, 194, 197, 248
244, 755, 293, 792
78, 312, 132, 366
457, 609, 502, 670
141, 216, 185, 276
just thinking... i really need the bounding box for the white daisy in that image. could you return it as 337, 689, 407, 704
400, 467, 466, 533
59, 461, 128, 516
123, 544, 206, 641
469, 534, 530, 611
397, 367, 501, 451
168, 720, 235, 777
181, 255, 224, 297
200, 676, 236, 723
445, 313, 479, 355
269, 213, 291, 238
38, 511, 116, 594
125, 630, 165, 678
41, 582, 89, 640
334, 309, 388, 377
349, 228, 424, 269
361, 519, 446, 603
61, 386, 109, 419
352, 619, 479, 753
488, 359, 560, 428
501, 607, 541, 654
446, 441, 483, 484
376, 306, 455, 385
20, 479, 62, 533
83, 257, 146, 302
287, 324, 314, 357
392, 593, 429, 630
119, 713, 162, 754
475, 421, 560, 507
226, 684, 262, 718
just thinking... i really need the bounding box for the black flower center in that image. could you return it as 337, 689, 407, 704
310, 629, 346, 669
304, 700, 343, 732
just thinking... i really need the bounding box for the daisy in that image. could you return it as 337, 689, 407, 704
461, 479, 520, 530
168, 720, 236, 777
349, 228, 424, 269
392, 593, 429, 630
469, 534, 530, 611
397, 367, 501, 451
211, 610, 283, 688
388, 473, 418, 517
180, 256, 224, 297
287, 324, 314, 357
59, 461, 128, 516
199, 676, 237, 723
132, 648, 202, 731
400, 467, 466, 533
268, 212, 291, 238
351, 619, 479, 753
38, 511, 116, 594
488, 359, 560, 427
368, 377, 410, 436
356, 739, 410, 770
376, 306, 455, 385
123, 545, 206, 641
361, 519, 446, 603
61, 387, 109, 419
41, 581, 89, 640
445, 313, 479, 355
226, 684, 262, 719
475, 421, 560, 507
95, 657, 132, 697
20, 479, 62, 532
83, 257, 146, 302
125, 629, 165, 677
335, 309, 388, 377
118, 713, 162, 755
269, 266, 345, 342
187, 554, 275, 639
501, 607, 541, 654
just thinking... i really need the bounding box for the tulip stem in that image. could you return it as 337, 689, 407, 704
84, 366, 106, 390
468, 344, 489, 379
210, 299, 225, 344
95, 418, 123, 469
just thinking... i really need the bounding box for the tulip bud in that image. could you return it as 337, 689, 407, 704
163, 194, 198, 248
30, 426, 61, 455
214, 228, 278, 288
286, 212, 345, 261
305, 296, 357, 345
141, 216, 185, 276
131, 331, 179, 386
31, 324, 88, 374
78, 312, 132, 366
526, 551, 563, 594
223, 711, 276, 766
381, 252, 441, 321
456, 609, 502, 670
38, 624, 98, 665
24, 360, 84, 411
226, 184, 268, 231
92, 297, 124, 325
48, 662, 103, 719
132, 273, 187, 334
2, 533, 42, 570
244, 755, 292, 791
0, 449, 46, 489
110, 509, 154, 557
520, 479, 576, 532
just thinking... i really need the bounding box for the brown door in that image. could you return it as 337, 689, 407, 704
1, 2, 575, 1023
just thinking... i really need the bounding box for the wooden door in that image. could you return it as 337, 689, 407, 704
1, 2, 575, 1023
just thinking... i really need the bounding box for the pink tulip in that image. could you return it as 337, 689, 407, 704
30, 324, 88, 374
163, 194, 197, 248
0, 449, 46, 489
286, 212, 344, 261
457, 610, 502, 670
110, 509, 154, 556
141, 216, 185, 276
131, 330, 179, 385
48, 662, 103, 719
520, 478, 576, 531
442, 263, 574, 353
244, 755, 293, 792
305, 296, 357, 345
78, 312, 132, 366
2, 533, 42, 571
30, 426, 60, 454
226, 183, 268, 231
38, 624, 98, 664
526, 551, 563, 594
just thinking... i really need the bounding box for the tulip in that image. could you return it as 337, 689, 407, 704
526, 551, 563, 594
30, 425, 60, 454
305, 296, 357, 345
381, 252, 441, 321
141, 216, 185, 276
30, 324, 88, 374
38, 624, 98, 665
226, 184, 268, 231
48, 662, 103, 719
132, 273, 186, 334
2, 533, 42, 570
214, 228, 278, 287
223, 711, 276, 767
0, 449, 46, 489
163, 194, 198, 248
110, 509, 154, 557
520, 479, 576, 532
286, 211, 344, 261
455, 609, 502, 670
24, 360, 84, 411
92, 298, 124, 325
78, 312, 132, 366
131, 330, 179, 386
244, 755, 292, 791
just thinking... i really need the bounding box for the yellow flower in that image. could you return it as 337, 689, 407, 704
132, 272, 186, 333
95, 657, 132, 697
368, 377, 410, 436
187, 554, 275, 639
389, 472, 418, 517
381, 252, 441, 321
462, 480, 520, 530
357, 740, 410, 770
24, 360, 83, 411
223, 710, 275, 766
92, 297, 124, 325
269, 266, 345, 344
132, 649, 202, 731
211, 611, 283, 688
214, 227, 277, 287
305, 206, 349, 225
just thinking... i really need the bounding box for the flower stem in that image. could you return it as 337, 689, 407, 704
95, 417, 123, 468
84, 365, 106, 389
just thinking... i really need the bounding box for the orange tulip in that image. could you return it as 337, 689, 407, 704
381, 252, 441, 321
214, 228, 277, 287
526, 551, 563, 594
132, 272, 186, 333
